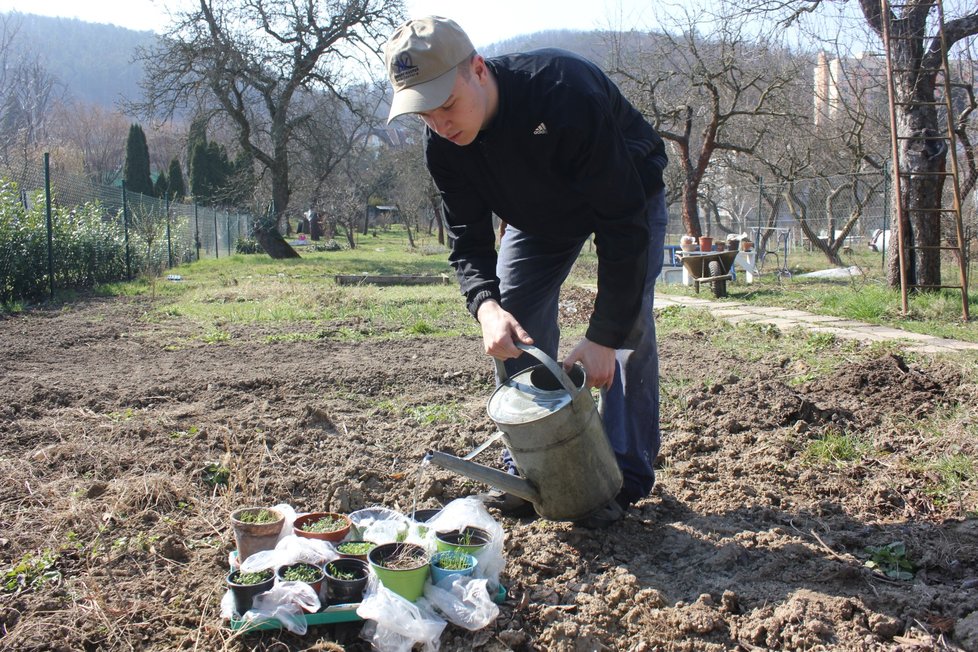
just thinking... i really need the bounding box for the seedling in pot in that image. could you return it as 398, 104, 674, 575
230, 569, 273, 585
235, 509, 279, 525
336, 541, 375, 556
325, 563, 358, 581
378, 545, 427, 570
280, 563, 322, 582
301, 515, 347, 533
435, 552, 472, 571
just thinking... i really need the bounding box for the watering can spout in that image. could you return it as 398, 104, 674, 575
426, 450, 541, 505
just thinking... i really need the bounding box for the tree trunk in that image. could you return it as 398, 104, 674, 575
255, 230, 301, 259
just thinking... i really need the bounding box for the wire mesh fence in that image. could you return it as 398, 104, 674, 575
670, 170, 977, 279
0, 153, 253, 303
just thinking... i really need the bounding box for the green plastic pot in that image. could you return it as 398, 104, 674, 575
434, 526, 492, 557
368, 542, 430, 602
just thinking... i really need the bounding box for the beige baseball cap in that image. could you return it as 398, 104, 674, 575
384, 16, 474, 123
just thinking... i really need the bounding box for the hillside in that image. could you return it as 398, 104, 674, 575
1, 12, 155, 108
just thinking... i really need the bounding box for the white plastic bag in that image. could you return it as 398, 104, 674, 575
240, 533, 338, 573
357, 576, 446, 652
426, 497, 505, 589
241, 581, 320, 635
425, 576, 499, 631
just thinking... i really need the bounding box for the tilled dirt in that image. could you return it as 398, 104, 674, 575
1, 294, 977, 651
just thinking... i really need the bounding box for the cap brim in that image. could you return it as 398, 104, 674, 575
386, 67, 458, 124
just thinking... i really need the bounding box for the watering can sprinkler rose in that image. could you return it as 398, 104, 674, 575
427, 344, 622, 522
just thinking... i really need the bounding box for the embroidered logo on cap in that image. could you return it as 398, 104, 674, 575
393, 52, 420, 84
533, 123, 548, 135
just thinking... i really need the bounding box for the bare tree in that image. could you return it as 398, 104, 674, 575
135, 0, 404, 259
733, 0, 978, 287
49, 101, 130, 185
613, 7, 802, 237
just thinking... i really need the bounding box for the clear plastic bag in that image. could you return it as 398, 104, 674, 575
357, 576, 446, 652
240, 533, 338, 573
425, 497, 505, 589
425, 575, 499, 631
241, 581, 320, 635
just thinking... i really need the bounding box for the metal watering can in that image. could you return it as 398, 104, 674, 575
428, 344, 622, 521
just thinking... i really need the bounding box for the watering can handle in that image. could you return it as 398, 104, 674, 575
493, 343, 579, 396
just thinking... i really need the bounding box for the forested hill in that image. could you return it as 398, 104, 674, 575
1, 12, 155, 107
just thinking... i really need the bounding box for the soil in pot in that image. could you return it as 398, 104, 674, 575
230, 507, 284, 563
434, 526, 492, 557
293, 512, 352, 543
276, 562, 326, 609
368, 542, 430, 602
226, 568, 275, 616
335, 540, 376, 562
429, 551, 477, 585
323, 558, 370, 605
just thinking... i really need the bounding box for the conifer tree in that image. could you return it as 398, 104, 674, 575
153, 169, 168, 199
167, 158, 186, 200
123, 123, 154, 196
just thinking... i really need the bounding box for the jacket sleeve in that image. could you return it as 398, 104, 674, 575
552, 92, 653, 348
425, 138, 500, 318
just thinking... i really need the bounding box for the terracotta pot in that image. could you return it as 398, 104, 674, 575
715, 242, 726, 252
293, 511, 352, 543
699, 236, 714, 252
230, 507, 284, 563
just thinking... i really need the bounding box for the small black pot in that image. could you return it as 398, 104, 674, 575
409, 508, 441, 523
323, 558, 369, 605
227, 568, 275, 616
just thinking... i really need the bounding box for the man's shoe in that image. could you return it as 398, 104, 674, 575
573, 498, 626, 529
483, 490, 537, 517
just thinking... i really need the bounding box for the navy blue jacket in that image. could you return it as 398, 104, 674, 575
425, 48, 667, 348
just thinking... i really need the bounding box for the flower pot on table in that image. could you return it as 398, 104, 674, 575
226, 568, 275, 616
368, 542, 430, 602
429, 551, 478, 585
434, 526, 492, 558
230, 507, 284, 564
323, 558, 370, 605
293, 511, 352, 543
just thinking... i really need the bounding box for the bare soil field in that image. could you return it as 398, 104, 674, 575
1, 293, 977, 651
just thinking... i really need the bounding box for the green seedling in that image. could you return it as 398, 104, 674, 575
435, 553, 472, 571
864, 541, 915, 580
2, 550, 61, 593
325, 564, 358, 581
301, 515, 347, 533
281, 563, 322, 582
231, 569, 273, 585
236, 509, 279, 524
337, 542, 374, 556
202, 462, 230, 487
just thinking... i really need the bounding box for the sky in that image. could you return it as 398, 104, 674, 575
0, 0, 658, 46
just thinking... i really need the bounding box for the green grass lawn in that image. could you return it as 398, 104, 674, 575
655, 247, 978, 343
84, 225, 978, 344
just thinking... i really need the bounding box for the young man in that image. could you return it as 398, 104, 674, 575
385, 16, 668, 528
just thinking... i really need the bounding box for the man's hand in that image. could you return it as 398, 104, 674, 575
476, 300, 533, 359
564, 338, 616, 390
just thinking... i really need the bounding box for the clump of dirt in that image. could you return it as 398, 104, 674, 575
0, 296, 976, 651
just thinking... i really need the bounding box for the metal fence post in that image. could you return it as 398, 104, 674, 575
43, 153, 54, 299
166, 197, 173, 268
226, 209, 232, 256
882, 160, 890, 269
122, 181, 132, 280
194, 203, 201, 261
214, 207, 219, 260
